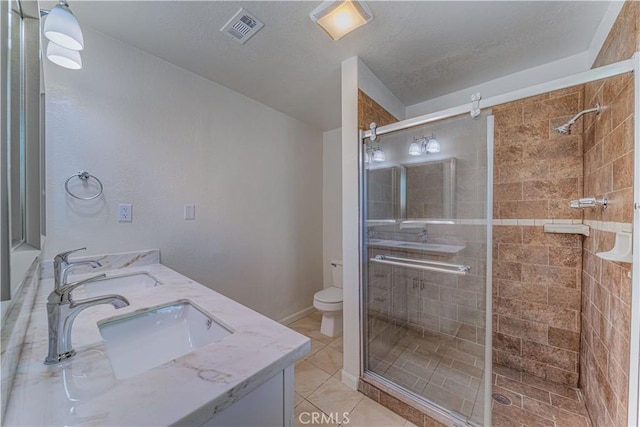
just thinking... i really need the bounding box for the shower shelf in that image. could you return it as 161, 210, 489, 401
597, 232, 633, 263
543, 224, 590, 236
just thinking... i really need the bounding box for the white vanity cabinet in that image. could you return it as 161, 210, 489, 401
203, 366, 294, 427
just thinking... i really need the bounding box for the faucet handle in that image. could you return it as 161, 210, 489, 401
51, 273, 106, 304
54, 247, 87, 264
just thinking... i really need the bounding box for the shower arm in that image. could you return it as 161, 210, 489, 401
564, 104, 601, 127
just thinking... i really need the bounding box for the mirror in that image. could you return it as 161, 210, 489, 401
366, 158, 456, 222
1, 0, 44, 307
366, 166, 405, 220
404, 158, 456, 219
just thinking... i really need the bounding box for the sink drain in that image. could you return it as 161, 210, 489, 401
492, 393, 512, 405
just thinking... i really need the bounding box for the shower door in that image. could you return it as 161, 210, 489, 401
362, 112, 492, 426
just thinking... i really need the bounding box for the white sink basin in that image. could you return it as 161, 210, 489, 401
98, 300, 233, 379
84, 273, 162, 297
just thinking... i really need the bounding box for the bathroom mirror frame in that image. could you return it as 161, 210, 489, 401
1, 0, 44, 306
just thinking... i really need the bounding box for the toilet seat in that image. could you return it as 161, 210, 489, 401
314, 287, 342, 304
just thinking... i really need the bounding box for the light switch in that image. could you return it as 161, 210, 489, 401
184, 204, 195, 220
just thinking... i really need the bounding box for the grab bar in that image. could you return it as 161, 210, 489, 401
370, 255, 470, 276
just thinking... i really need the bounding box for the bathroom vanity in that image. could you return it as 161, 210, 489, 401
2, 250, 310, 426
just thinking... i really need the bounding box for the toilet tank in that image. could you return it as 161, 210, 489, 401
331, 259, 343, 288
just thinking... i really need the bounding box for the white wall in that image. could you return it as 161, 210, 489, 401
322, 128, 342, 289
357, 58, 406, 122
341, 57, 360, 389
44, 28, 323, 321
341, 57, 408, 389
406, 52, 590, 117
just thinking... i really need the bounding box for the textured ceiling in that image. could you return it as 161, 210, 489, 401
54, 1, 611, 131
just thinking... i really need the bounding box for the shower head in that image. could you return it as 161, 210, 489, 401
554, 124, 572, 135
553, 103, 601, 135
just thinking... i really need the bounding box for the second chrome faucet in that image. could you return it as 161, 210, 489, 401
44, 248, 130, 365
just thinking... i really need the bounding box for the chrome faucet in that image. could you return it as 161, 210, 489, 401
54, 248, 102, 290
44, 273, 130, 365
418, 228, 428, 243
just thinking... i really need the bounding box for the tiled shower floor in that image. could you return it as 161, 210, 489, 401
492, 364, 592, 427
369, 328, 485, 424
369, 328, 592, 427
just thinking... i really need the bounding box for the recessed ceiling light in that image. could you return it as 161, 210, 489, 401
310, 0, 373, 41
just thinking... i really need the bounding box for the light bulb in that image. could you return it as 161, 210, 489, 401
408, 141, 422, 156
372, 148, 385, 162
426, 138, 440, 153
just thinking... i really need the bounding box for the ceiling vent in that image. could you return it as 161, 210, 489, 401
220, 8, 264, 44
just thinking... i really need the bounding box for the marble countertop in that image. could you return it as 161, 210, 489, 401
3, 256, 310, 426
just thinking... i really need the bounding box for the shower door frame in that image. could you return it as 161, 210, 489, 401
357, 53, 640, 427
360, 112, 494, 426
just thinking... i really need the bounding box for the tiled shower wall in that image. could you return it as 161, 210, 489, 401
367, 168, 397, 219
360, 90, 402, 363
492, 85, 585, 387
406, 163, 445, 218
579, 2, 637, 425
358, 89, 398, 131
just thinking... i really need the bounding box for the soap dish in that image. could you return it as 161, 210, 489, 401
543, 224, 590, 236
597, 231, 633, 263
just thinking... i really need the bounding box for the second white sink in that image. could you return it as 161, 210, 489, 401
98, 300, 233, 379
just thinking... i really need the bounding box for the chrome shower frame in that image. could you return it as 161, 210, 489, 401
359, 111, 494, 427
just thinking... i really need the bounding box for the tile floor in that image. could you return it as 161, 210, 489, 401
290, 312, 416, 427
491, 365, 592, 427
289, 312, 592, 427
369, 327, 484, 424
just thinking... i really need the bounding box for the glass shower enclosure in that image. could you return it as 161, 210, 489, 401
361, 112, 493, 426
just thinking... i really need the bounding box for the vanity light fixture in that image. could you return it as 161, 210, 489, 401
41, 1, 84, 69
43, 0, 84, 51
46, 42, 82, 70
408, 140, 422, 156
372, 147, 385, 162
364, 145, 385, 163
408, 135, 440, 156
310, 0, 373, 41
425, 136, 440, 153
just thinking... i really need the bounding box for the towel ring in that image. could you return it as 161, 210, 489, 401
65, 171, 104, 200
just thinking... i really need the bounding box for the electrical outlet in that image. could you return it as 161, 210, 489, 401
118, 204, 132, 222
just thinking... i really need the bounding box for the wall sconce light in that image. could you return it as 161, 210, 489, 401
310, 0, 373, 41
46, 42, 82, 69
372, 147, 385, 162
41, 0, 84, 69
408, 135, 440, 156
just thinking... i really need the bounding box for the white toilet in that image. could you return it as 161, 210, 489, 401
313, 259, 343, 337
